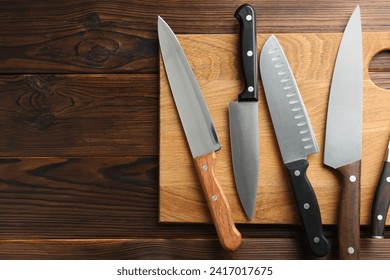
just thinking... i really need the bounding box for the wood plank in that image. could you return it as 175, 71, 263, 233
0, 74, 158, 157
0, 237, 389, 259
1, 1, 390, 73
0, 157, 160, 239
160, 32, 390, 225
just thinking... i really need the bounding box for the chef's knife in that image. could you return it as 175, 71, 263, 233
229, 4, 259, 220
260, 35, 330, 257
158, 16, 242, 251
371, 140, 390, 238
323, 6, 362, 260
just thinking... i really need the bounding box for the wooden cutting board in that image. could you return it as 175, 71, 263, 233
159, 32, 390, 225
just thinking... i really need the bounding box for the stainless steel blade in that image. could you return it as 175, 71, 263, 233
158, 16, 220, 158
324, 6, 363, 169
259, 35, 319, 164
228, 102, 258, 219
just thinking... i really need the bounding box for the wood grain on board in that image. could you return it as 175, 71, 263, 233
160, 32, 390, 225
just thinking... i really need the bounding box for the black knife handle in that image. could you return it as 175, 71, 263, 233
285, 159, 330, 257
371, 160, 390, 238
235, 4, 258, 101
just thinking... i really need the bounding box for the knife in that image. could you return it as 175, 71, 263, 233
371, 140, 390, 238
260, 35, 330, 257
158, 16, 242, 251
323, 6, 363, 260
229, 4, 259, 220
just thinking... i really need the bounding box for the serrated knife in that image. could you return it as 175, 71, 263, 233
158, 16, 242, 251
323, 6, 362, 260
370, 140, 390, 238
260, 35, 330, 257
229, 4, 259, 220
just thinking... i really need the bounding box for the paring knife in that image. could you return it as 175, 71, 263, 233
229, 4, 259, 220
323, 6, 363, 260
158, 16, 242, 251
260, 35, 330, 257
371, 140, 390, 238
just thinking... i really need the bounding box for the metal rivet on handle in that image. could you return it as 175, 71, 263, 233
347, 247, 355, 255
212, 195, 218, 201
313, 237, 320, 243
377, 215, 383, 221
248, 86, 254, 92
386, 177, 390, 183
202, 165, 208, 171
294, 170, 300, 176
246, 15, 252, 21
304, 203, 310, 210
349, 175, 356, 182
247, 50, 253, 57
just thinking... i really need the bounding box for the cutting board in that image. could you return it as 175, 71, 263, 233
159, 32, 390, 225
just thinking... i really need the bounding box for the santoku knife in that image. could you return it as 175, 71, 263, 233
260, 35, 330, 257
371, 140, 390, 238
229, 4, 259, 220
158, 16, 242, 251
323, 6, 363, 260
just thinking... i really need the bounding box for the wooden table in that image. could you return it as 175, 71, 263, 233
0, 0, 389, 260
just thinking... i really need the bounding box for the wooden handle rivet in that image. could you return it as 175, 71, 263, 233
202, 165, 208, 171
349, 175, 357, 182
294, 170, 301, 176
212, 195, 218, 201
347, 247, 355, 255
377, 214, 383, 221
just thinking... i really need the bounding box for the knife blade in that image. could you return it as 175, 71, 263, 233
323, 5, 363, 260
158, 16, 242, 251
260, 35, 330, 257
370, 140, 390, 238
228, 4, 259, 220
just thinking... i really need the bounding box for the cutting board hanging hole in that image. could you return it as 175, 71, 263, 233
369, 50, 390, 90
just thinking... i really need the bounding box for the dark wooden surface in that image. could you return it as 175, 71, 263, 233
0, 0, 389, 259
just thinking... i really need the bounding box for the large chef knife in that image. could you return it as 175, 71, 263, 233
371, 140, 390, 238
260, 35, 330, 257
323, 6, 363, 260
158, 16, 242, 251
229, 4, 259, 220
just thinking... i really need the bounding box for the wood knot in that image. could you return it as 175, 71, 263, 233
88, 45, 110, 62
26, 76, 51, 93
34, 112, 57, 129
80, 13, 102, 29
76, 37, 119, 64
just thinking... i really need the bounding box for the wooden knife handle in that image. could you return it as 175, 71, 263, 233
194, 152, 242, 251
337, 160, 361, 260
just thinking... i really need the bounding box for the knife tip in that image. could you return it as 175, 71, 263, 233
157, 15, 166, 25
353, 5, 360, 14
